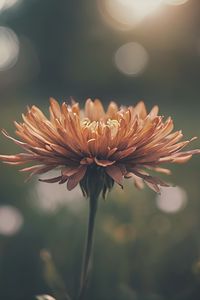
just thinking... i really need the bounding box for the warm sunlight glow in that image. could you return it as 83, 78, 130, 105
99, 0, 163, 30
164, 0, 189, 6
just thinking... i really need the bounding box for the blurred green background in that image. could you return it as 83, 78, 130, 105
0, 0, 200, 299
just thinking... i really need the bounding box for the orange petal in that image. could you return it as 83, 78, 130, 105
172, 155, 192, 164
1, 129, 29, 149
62, 166, 80, 177
134, 176, 144, 190
67, 165, 87, 190
49, 97, 61, 119
94, 158, 115, 167
148, 105, 159, 119
39, 176, 62, 183
153, 167, 171, 175
0, 154, 27, 162
145, 181, 160, 193
113, 146, 136, 160
80, 157, 94, 165
106, 101, 118, 117
106, 165, 123, 186
107, 147, 118, 157
134, 101, 147, 119
20, 165, 54, 174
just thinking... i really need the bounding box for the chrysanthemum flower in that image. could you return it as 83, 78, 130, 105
0, 98, 199, 198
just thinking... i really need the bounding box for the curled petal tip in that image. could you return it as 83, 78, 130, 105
1, 128, 8, 136
172, 155, 192, 164
94, 158, 115, 167
191, 136, 197, 142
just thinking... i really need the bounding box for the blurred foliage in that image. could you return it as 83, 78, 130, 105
0, 0, 200, 300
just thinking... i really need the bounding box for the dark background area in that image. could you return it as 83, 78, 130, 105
0, 0, 200, 299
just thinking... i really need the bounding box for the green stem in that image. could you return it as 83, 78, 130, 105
78, 194, 98, 300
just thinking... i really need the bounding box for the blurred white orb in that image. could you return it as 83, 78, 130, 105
0, 205, 23, 236
0, 0, 4, 10
32, 171, 84, 214
114, 42, 149, 76
0, 0, 22, 10
0, 27, 19, 71
99, 0, 162, 30
163, 0, 189, 5
156, 186, 187, 214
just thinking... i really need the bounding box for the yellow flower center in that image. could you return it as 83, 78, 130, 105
106, 119, 120, 138
81, 118, 120, 138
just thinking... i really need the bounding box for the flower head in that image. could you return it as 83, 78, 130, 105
0, 98, 199, 198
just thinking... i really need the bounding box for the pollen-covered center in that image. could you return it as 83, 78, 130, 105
81, 118, 120, 138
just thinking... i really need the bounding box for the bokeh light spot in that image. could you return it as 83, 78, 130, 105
0, 0, 4, 10
32, 172, 84, 214
156, 186, 187, 214
0, 27, 19, 71
0, 205, 23, 236
114, 42, 149, 76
